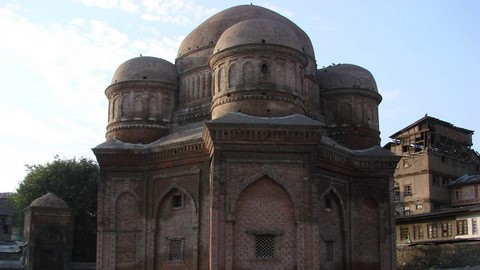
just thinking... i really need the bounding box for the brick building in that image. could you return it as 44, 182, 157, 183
93, 5, 399, 270
386, 115, 480, 216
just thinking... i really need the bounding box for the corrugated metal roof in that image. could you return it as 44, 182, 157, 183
448, 174, 480, 188
389, 115, 474, 139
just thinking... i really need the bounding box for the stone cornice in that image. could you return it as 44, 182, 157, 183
203, 121, 324, 154
318, 143, 400, 172
93, 135, 206, 160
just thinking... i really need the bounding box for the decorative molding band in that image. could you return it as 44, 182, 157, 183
152, 168, 201, 180
209, 44, 308, 68
149, 141, 206, 158
105, 80, 177, 96
211, 92, 306, 111
106, 123, 168, 132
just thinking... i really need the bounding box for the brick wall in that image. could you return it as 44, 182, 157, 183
233, 176, 296, 270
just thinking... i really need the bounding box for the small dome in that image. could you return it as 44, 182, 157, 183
317, 64, 378, 92
214, 19, 302, 53
30, 192, 69, 209
111, 56, 177, 84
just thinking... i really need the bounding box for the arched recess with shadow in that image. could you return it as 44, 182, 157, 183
33, 227, 66, 270
114, 189, 140, 270
154, 184, 197, 270
355, 197, 380, 270
318, 187, 346, 270
233, 176, 296, 270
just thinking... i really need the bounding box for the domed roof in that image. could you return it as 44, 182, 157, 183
111, 56, 177, 84
30, 192, 69, 209
214, 19, 302, 53
177, 5, 314, 58
317, 64, 378, 92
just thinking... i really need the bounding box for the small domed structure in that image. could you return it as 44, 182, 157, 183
105, 56, 177, 143
24, 192, 73, 270
30, 192, 69, 209
317, 64, 378, 92
111, 56, 177, 84
317, 64, 382, 149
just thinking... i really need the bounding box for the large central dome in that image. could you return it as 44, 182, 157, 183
176, 5, 315, 71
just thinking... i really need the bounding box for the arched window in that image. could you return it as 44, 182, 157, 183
260, 63, 270, 82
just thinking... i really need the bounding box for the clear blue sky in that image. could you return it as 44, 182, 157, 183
0, 0, 479, 192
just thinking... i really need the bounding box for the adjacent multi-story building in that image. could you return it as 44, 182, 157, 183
386, 115, 480, 216
396, 173, 480, 244
387, 116, 480, 245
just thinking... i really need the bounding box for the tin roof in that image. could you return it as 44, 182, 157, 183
448, 174, 480, 188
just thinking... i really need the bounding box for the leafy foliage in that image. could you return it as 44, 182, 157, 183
10, 156, 98, 261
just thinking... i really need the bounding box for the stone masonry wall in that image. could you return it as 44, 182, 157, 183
397, 241, 480, 270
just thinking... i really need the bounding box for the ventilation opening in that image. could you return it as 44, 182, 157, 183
325, 197, 332, 209
261, 64, 268, 73
261, 39, 266, 43
255, 235, 274, 259
169, 239, 184, 262
171, 194, 183, 209
143, 76, 147, 79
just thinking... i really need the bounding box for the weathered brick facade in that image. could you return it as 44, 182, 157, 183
93, 5, 400, 270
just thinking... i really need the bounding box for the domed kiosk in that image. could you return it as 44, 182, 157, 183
93, 5, 400, 270
317, 63, 383, 149
105, 56, 177, 143
23, 193, 73, 270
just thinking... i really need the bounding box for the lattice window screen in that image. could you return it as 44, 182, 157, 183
255, 235, 274, 258
169, 239, 183, 261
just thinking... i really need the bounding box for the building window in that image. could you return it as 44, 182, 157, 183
325, 197, 332, 210
428, 223, 438, 239
169, 239, 184, 262
404, 184, 412, 196
473, 218, 478, 235
400, 227, 409, 241
171, 194, 184, 210
455, 189, 463, 200
325, 241, 334, 262
416, 204, 423, 210
442, 177, 448, 186
394, 185, 400, 201
414, 225, 424, 240
255, 234, 274, 259
456, 220, 468, 235
403, 206, 411, 216
433, 175, 439, 186
442, 222, 452, 237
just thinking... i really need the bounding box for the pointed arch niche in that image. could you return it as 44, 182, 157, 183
114, 189, 140, 268
318, 187, 346, 270
233, 176, 296, 269
154, 184, 198, 270
355, 197, 380, 270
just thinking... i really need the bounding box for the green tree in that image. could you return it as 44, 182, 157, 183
10, 156, 98, 262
